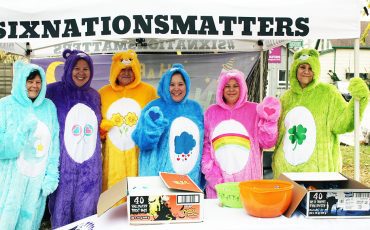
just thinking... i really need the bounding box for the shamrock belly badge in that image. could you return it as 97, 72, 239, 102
283, 106, 316, 166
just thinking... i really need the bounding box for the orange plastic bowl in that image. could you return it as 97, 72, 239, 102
239, 180, 293, 218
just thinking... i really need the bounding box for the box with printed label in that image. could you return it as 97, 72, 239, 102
279, 172, 370, 218
97, 172, 204, 224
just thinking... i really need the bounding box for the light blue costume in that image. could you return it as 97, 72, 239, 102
0, 61, 60, 230
132, 64, 204, 187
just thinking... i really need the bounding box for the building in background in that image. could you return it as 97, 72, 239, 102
266, 45, 294, 98
315, 22, 370, 84
0, 63, 12, 98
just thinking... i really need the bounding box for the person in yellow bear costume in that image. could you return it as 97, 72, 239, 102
99, 50, 157, 191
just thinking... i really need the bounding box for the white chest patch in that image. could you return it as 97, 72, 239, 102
283, 106, 316, 166
212, 119, 250, 174
169, 117, 200, 175
64, 103, 98, 163
17, 120, 51, 177
107, 98, 141, 151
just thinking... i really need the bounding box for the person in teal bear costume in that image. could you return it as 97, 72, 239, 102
0, 61, 60, 229
272, 49, 369, 178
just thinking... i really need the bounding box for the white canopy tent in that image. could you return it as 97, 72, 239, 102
0, 0, 362, 55
0, 0, 364, 180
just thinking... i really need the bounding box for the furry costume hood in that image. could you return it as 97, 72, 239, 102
290, 48, 320, 94
62, 49, 94, 90
216, 69, 248, 110
109, 50, 142, 91
157, 63, 191, 105
11, 60, 46, 107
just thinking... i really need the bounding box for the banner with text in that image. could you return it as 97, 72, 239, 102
0, 0, 361, 43
268, 47, 281, 63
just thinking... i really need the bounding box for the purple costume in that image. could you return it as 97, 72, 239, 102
46, 49, 102, 228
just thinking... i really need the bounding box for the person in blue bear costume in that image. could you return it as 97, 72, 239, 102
132, 64, 204, 187
46, 49, 102, 228
0, 61, 60, 230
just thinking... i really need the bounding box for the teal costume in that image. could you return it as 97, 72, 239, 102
0, 61, 60, 229
272, 49, 369, 178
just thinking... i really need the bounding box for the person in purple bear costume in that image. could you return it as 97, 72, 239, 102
46, 49, 102, 228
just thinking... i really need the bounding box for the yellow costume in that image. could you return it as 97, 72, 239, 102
99, 50, 157, 191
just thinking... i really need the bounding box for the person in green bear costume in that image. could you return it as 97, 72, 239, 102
272, 48, 369, 178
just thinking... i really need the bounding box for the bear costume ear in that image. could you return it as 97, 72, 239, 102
293, 49, 303, 60
308, 49, 319, 58
172, 63, 184, 70
126, 49, 137, 60
112, 52, 122, 62
62, 49, 73, 59
293, 49, 319, 61
14, 59, 25, 70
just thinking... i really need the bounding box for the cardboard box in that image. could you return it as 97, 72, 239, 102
97, 172, 204, 224
279, 172, 370, 218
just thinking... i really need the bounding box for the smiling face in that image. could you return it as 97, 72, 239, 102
223, 78, 240, 106
117, 67, 135, 86
297, 63, 314, 89
170, 73, 186, 102
26, 74, 42, 100
72, 59, 91, 87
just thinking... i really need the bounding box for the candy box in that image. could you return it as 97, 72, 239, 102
279, 172, 370, 218
97, 172, 204, 224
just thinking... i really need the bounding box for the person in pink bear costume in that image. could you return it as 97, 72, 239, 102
201, 69, 281, 198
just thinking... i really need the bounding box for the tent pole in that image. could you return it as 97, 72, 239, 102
285, 46, 289, 90
259, 49, 264, 102
354, 38, 360, 181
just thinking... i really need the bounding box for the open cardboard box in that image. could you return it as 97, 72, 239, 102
279, 172, 370, 218
97, 172, 204, 224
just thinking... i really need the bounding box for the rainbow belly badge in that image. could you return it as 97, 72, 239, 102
211, 120, 251, 174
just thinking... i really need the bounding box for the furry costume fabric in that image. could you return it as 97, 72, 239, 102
0, 61, 60, 230
46, 49, 102, 228
201, 69, 281, 198
272, 49, 369, 178
99, 50, 157, 191
132, 64, 204, 187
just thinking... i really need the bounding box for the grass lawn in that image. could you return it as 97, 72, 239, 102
341, 144, 370, 186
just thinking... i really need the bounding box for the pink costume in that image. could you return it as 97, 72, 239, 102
201, 70, 281, 198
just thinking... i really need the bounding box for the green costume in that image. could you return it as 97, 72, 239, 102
272, 49, 369, 178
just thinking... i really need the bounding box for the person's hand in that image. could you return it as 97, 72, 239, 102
257, 96, 281, 121
18, 116, 38, 136
100, 118, 115, 131
145, 106, 169, 127
348, 77, 369, 100
16, 116, 38, 148
144, 106, 169, 128
22, 135, 37, 157
99, 118, 115, 139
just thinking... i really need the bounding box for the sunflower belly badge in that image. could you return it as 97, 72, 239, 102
106, 98, 141, 151
282, 106, 316, 166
